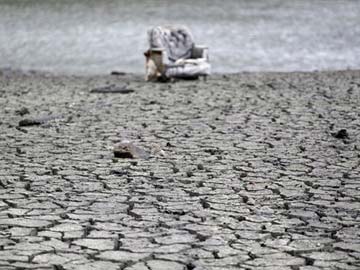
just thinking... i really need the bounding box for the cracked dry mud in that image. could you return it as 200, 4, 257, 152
0, 70, 359, 270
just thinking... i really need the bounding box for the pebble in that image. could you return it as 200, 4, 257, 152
113, 140, 150, 159
331, 129, 349, 140
15, 107, 30, 116
197, 164, 204, 170
90, 84, 134, 94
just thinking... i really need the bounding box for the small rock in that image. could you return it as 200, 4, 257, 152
196, 181, 204, 187
102, 182, 111, 190
172, 167, 179, 173
110, 169, 128, 176
24, 182, 31, 191
16, 147, 25, 154
90, 84, 134, 94
197, 164, 204, 170
240, 172, 248, 178
242, 196, 249, 203
60, 213, 68, 219
212, 250, 220, 259
186, 171, 194, 177
331, 129, 349, 140
15, 107, 30, 116
113, 238, 120, 250
200, 198, 211, 209
110, 71, 127, 76
51, 168, 59, 175
113, 140, 149, 159
166, 142, 174, 147
19, 119, 41, 127
19, 115, 62, 127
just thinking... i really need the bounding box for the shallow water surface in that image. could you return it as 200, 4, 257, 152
1, 0, 359, 74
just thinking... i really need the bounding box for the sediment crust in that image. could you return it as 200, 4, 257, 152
0, 70, 359, 269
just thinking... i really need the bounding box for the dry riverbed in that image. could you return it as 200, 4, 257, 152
0, 70, 359, 270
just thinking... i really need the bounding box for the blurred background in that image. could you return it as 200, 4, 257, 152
0, 0, 359, 75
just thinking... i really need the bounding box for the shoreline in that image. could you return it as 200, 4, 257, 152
1, 66, 360, 78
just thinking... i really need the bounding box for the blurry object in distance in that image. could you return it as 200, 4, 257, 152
144, 25, 210, 82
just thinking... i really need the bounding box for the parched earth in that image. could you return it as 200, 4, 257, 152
0, 70, 359, 270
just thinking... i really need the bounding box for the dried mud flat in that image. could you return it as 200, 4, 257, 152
0, 70, 359, 270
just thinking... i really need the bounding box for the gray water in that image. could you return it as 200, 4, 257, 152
1, 0, 360, 75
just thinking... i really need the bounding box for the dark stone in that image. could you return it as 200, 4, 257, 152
331, 129, 349, 139
60, 213, 69, 219
305, 257, 314, 266
16, 147, 24, 154
205, 148, 222, 155
212, 250, 220, 259
113, 238, 120, 250
15, 107, 30, 116
197, 164, 204, 170
110, 71, 127, 76
240, 172, 248, 178
90, 84, 134, 94
200, 198, 210, 209
166, 142, 175, 147
19, 118, 41, 126
102, 182, 111, 190
24, 182, 31, 191
196, 181, 204, 187
186, 262, 196, 270
110, 169, 128, 176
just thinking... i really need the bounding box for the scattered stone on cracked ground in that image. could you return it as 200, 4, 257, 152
113, 140, 150, 159
90, 84, 134, 93
331, 129, 349, 140
18, 115, 63, 126
18, 118, 44, 126
1, 70, 360, 270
